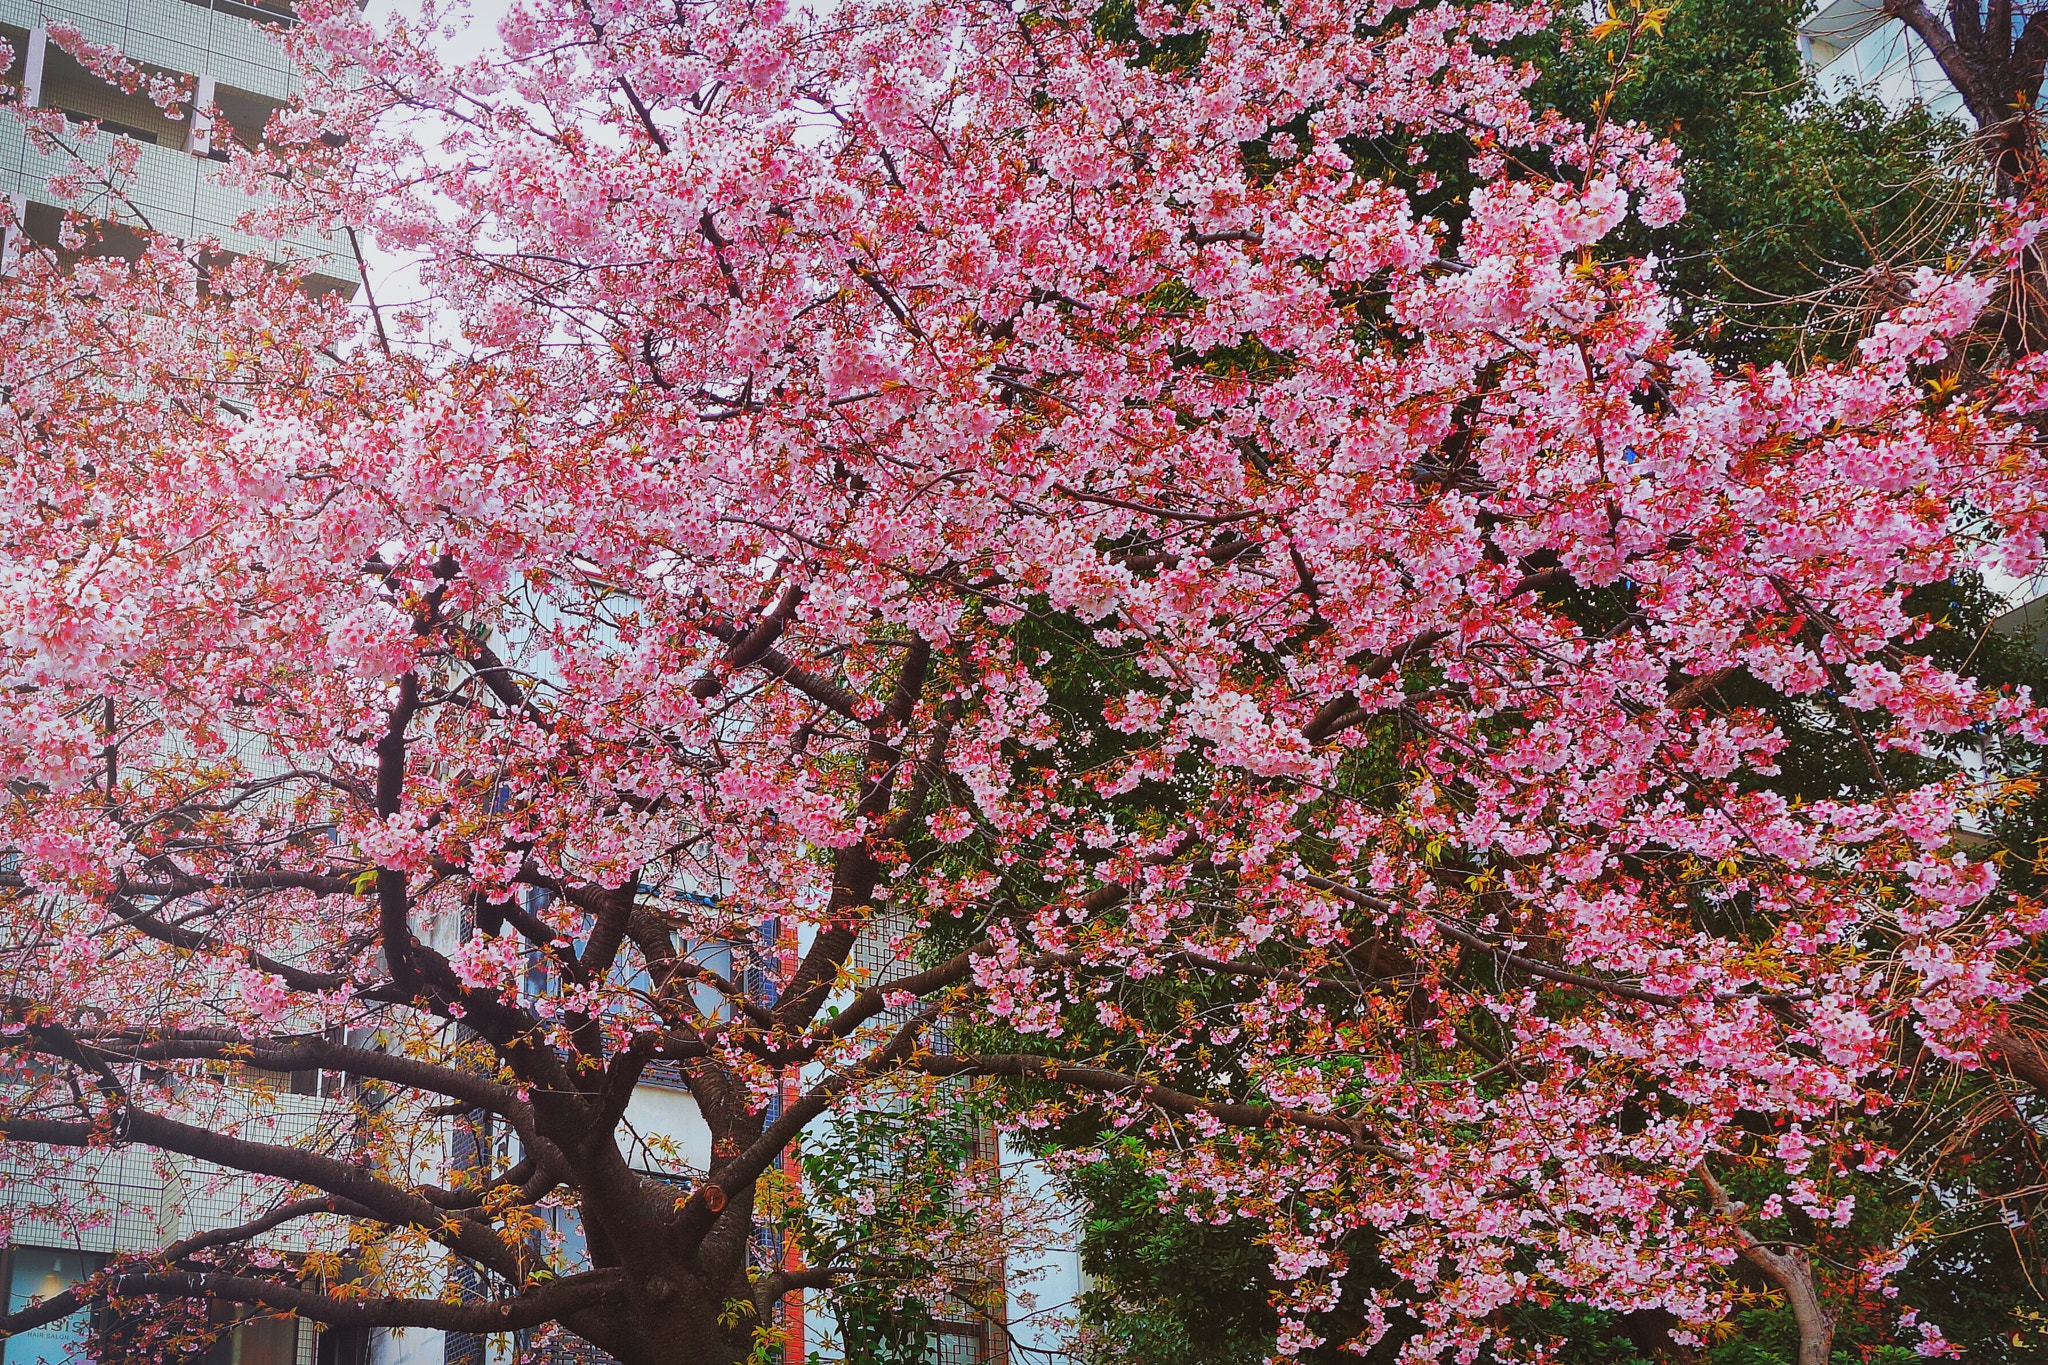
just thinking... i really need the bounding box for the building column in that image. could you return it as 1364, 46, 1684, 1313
155, 1151, 187, 1244
1, 193, 25, 276
188, 73, 216, 156
21, 26, 46, 109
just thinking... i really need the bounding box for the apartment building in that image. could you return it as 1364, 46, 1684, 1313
0, 1, 359, 1358
0, 0, 353, 290
0, 1058, 353, 1365
1799, 0, 1971, 118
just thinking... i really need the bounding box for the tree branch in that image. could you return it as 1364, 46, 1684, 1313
1297, 876, 1796, 1009
917, 1053, 1378, 1147
702, 622, 864, 721
1884, 1, 1994, 123
98, 1269, 619, 1332
775, 634, 932, 1029
0, 1110, 525, 1278
109, 1032, 554, 1156
96, 890, 352, 995
692, 584, 804, 701
1699, 1165, 1833, 1365
1989, 1023, 2048, 1098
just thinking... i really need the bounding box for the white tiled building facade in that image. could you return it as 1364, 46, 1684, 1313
0, 0, 353, 288
1801, 0, 1972, 119
2, 1074, 348, 1365
0, 2, 349, 1358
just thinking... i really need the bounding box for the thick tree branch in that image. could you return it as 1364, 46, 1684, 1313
0, 1196, 375, 1340
1989, 1024, 2048, 1097
100, 1269, 619, 1332
1699, 1165, 1833, 1365
676, 1001, 948, 1248
698, 211, 744, 300
1303, 629, 1452, 743
453, 625, 552, 731
103, 1031, 556, 1159
775, 634, 932, 1029
692, 584, 804, 701
578, 880, 641, 983
702, 622, 864, 721
0, 1110, 525, 1278
1884, 2, 1994, 122
373, 673, 426, 993
94, 890, 352, 995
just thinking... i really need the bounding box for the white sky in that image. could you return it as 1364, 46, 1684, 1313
349, 0, 505, 331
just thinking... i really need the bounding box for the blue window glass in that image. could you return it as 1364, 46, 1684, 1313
3, 1247, 97, 1365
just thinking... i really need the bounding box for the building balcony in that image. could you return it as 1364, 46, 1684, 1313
0, 110, 353, 288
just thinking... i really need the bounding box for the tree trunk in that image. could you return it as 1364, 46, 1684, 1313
563, 1271, 759, 1365
1990, 1024, 2048, 1095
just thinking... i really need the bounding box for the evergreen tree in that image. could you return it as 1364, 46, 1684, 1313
1537, 0, 1969, 364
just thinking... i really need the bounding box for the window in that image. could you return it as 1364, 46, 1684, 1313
174, 0, 298, 27
36, 47, 187, 149
686, 940, 734, 1020
931, 1322, 993, 1365
205, 1316, 299, 1365
1, 1247, 100, 1365
0, 26, 26, 98
541, 1202, 591, 1273
208, 86, 285, 161
314, 1325, 368, 1365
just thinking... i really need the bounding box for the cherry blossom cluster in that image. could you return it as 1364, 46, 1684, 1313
0, 0, 2042, 1358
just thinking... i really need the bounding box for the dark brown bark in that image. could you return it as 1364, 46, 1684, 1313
1990, 1023, 2048, 1093
1886, 3, 2048, 128
1886, 2, 2048, 179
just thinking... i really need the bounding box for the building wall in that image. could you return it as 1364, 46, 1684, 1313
0, 0, 351, 289
995, 1142, 1085, 1365
1800, 0, 1968, 119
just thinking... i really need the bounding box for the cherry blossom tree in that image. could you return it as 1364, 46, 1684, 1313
4, 0, 2048, 1362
